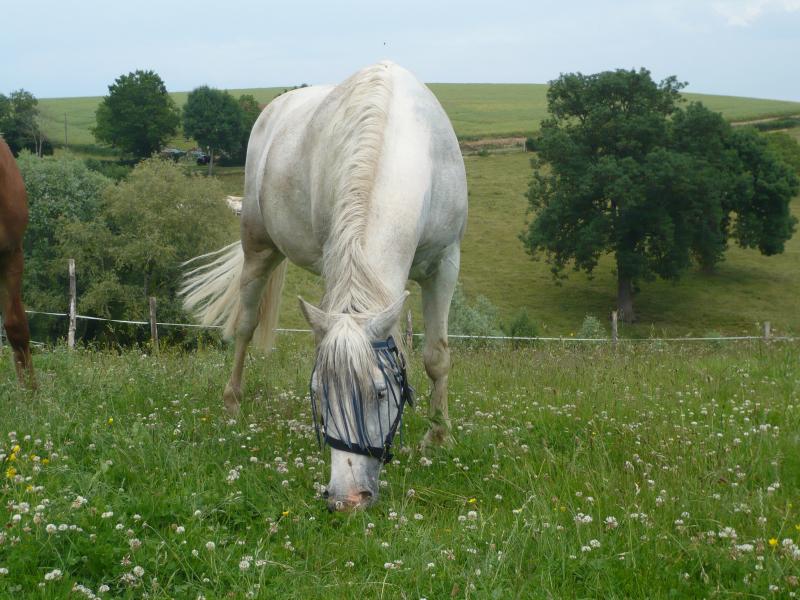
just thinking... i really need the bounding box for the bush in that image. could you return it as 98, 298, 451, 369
751, 117, 800, 132
84, 158, 133, 181
577, 315, 606, 339
765, 132, 800, 175
448, 283, 502, 343
525, 136, 539, 152
502, 309, 538, 338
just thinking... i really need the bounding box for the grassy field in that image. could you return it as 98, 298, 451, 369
200, 151, 800, 339
1, 340, 798, 598
37, 85, 800, 148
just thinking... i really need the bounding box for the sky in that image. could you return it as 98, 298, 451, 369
2, 0, 799, 100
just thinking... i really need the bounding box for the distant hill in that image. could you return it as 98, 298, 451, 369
37, 84, 800, 148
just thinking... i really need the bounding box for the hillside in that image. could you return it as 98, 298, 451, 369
205, 152, 798, 339
37, 84, 800, 147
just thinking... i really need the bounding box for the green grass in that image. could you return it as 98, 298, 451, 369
38, 85, 800, 148
1, 341, 799, 598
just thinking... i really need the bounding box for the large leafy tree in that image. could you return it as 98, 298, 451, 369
15, 151, 112, 338
522, 68, 799, 322
182, 86, 243, 174
0, 90, 47, 156
230, 94, 262, 164
94, 70, 180, 158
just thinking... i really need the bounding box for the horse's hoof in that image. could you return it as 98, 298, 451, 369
223, 385, 242, 416
420, 426, 453, 450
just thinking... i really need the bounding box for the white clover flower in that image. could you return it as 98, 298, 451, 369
132, 565, 144, 578
205, 541, 216, 551
239, 559, 251, 571
44, 569, 63, 581
176, 526, 185, 534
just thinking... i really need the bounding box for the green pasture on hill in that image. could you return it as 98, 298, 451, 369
37, 84, 800, 148
206, 151, 799, 339
1, 341, 799, 598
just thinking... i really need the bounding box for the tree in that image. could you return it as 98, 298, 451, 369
15, 151, 112, 338
522, 68, 799, 322
94, 70, 180, 158
230, 94, 262, 164
55, 158, 236, 336
0, 90, 48, 156
182, 86, 243, 174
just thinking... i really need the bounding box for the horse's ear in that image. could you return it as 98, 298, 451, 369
367, 291, 410, 340
298, 297, 329, 336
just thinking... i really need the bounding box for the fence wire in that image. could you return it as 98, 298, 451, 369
20, 309, 796, 344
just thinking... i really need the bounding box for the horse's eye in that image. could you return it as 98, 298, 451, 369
375, 386, 388, 398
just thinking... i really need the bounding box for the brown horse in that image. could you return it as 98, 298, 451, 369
0, 139, 35, 387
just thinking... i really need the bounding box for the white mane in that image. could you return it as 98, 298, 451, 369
320, 63, 395, 316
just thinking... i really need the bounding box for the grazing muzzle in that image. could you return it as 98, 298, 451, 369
310, 336, 414, 464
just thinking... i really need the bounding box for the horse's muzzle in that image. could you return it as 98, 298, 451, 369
324, 488, 376, 512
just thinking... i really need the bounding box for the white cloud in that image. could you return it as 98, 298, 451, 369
713, 0, 800, 26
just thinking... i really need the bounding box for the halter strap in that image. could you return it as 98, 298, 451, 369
309, 335, 413, 464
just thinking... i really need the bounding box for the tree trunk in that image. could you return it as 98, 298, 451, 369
207, 148, 214, 176
617, 273, 635, 323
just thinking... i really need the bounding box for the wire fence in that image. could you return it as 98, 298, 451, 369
19, 308, 796, 347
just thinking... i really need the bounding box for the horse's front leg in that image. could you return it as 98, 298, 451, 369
419, 245, 460, 448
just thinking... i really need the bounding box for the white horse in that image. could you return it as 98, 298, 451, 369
182, 61, 467, 510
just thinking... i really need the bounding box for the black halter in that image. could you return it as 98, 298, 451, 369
309, 336, 414, 464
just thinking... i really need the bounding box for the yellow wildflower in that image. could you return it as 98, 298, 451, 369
41, 458, 50, 465
281, 510, 290, 517
8, 453, 16, 462
107, 417, 114, 425
25, 485, 33, 492
795, 524, 800, 532
468, 498, 477, 504
769, 538, 778, 547
12, 445, 20, 454
5, 466, 16, 479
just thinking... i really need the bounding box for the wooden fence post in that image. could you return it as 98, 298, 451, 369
68, 259, 76, 349
763, 321, 771, 341
611, 310, 618, 345
405, 310, 413, 350
149, 297, 159, 354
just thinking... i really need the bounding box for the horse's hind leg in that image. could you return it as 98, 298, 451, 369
419, 244, 460, 448
223, 248, 284, 415
0, 248, 35, 389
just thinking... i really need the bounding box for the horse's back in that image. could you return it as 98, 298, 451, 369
249, 62, 467, 283
0, 140, 29, 252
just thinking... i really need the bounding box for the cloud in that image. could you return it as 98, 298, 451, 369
713, 0, 800, 26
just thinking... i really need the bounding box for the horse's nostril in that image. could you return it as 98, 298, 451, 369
358, 490, 374, 503
322, 489, 330, 500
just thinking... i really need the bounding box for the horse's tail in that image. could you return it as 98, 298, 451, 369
180, 242, 288, 351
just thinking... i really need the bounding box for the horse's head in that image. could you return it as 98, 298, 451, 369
300, 292, 411, 511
